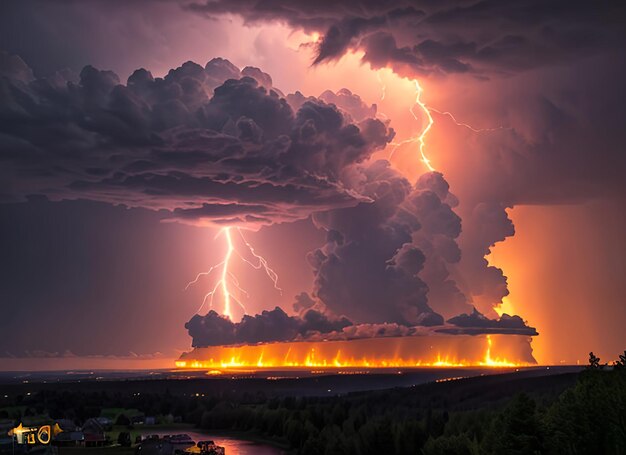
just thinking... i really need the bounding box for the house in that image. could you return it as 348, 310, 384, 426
55, 419, 78, 432
164, 434, 194, 450
82, 418, 107, 447
131, 414, 146, 425
53, 430, 84, 447
96, 417, 113, 431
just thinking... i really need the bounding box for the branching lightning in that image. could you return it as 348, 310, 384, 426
220, 227, 235, 319
410, 80, 435, 172
378, 72, 508, 172
381, 78, 435, 171
429, 107, 511, 134
236, 229, 282, 293
185, 73, 507, 323
186, 226, 282, 320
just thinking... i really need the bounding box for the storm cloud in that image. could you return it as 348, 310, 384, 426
1, 50, 537, 350
0, 53, 393, 227
185, 303, 536, 347
186, 0, 626, 77
183, 0, 626, 211
185, 307, 353, 347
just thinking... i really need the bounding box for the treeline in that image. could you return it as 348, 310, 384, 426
2, 352, 625, 454
196, 354, 626, 455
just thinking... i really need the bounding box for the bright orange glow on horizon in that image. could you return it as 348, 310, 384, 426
488, 203, 626, 365
176, 335, 530, 370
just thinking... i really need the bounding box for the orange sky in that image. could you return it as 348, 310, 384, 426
489, 203, 626, 364
264, 41, 625, 365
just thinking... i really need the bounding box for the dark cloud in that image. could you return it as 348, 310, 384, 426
318, 88, 378, 123
288, 85, 509, 324
0, 49, 537, 351
450, 202, 514, 313
185, 305, 536, 346
292, 291, 319, 315
408, 172, 470, 318
179, 155, 495, 342
308, 161, 466, 326
185, 307, 352, 347
287, 86, 473, 322
0, 53, 393, 227
185, 0, 626, 77
183, 0, 626, 325
442, 308, 537, 336
327, 323, 414, 341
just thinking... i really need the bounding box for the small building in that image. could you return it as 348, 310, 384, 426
82, 418, 107, 447
96, 417, 113, 431
131, 414, 146, 425
144, 416, 156, 426
55, 419, 78, 432
54, 430, 85, 447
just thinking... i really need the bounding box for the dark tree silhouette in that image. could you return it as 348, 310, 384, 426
614, 350, 626, 369
117, 431, 131, 447
588, 351, 601, 369
115, 414, 130, 426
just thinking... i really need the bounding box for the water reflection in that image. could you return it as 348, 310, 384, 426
144, 430, 286, 455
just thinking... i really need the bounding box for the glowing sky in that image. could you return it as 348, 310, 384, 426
0, 0, 624, 368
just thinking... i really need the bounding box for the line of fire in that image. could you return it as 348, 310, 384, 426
176, 334, 535, 370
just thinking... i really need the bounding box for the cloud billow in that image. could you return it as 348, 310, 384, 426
0, 51, 538, 347
0, 54, 393, 228
185, 307, 353, 347
185, 0, 625, 77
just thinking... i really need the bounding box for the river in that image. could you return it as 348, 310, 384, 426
140, 429, 287, 455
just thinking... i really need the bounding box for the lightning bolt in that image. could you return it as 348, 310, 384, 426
220, 227, 235, 319
186, 226, 282, 320
378, 72, 508, 172
429, 107, 511, 134
376, 72, 386, 101
236, 229, 282, 293
378, 76, 435, 172
410, 80, 435, 172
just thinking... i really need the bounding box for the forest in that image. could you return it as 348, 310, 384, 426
1, 352, 624, 455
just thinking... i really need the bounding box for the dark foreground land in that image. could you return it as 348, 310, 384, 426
0, 360, 624, 455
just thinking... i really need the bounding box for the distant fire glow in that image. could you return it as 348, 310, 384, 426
186, 227, 282, 320
176, 335, 533, 369
181, 71, 534, 369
